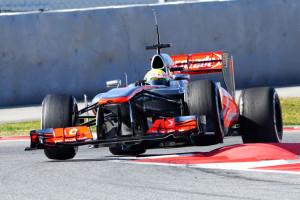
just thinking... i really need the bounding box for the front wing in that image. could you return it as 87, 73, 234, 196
28, 116, 198, 150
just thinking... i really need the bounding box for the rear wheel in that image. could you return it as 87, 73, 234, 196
42, 94, 78, 160
239, 87, 283, 143
109, 144, 146, 156
185, 80, 224, 145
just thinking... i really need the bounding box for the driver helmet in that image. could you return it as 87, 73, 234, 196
144, 69, 170, 86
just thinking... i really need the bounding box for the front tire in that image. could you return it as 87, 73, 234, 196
239, 87, 283, 143
185, 80, 224, 145
42, 94, 78, 160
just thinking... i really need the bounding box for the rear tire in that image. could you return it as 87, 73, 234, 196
239, 87, 283, 143
185, 80, 224, 145
109, 144, 146, 156
42, 94, 78, 160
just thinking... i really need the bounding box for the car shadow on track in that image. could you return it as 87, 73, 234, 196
46, 151, 203, 163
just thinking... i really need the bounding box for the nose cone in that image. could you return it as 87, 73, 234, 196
91, 93, 104, 104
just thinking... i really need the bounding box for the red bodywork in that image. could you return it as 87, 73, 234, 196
146, 117, 197, 134
219, 88, 239, 128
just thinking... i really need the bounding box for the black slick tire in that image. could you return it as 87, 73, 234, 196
185, 80, 224, 145
239, 87, 283, 143
42, 94, 78, 160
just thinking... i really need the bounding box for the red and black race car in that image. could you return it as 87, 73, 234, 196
26, 22, 283, 160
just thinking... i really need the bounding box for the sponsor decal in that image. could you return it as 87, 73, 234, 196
68, 128, 78, 137
172, 52, 223, 70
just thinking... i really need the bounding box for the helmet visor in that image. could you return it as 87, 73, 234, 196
147, 79, 169, 86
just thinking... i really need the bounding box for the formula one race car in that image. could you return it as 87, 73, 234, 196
26, 20, 283, 160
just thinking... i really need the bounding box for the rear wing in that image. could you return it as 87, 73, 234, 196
170, 51, 225, 74
170, 51, 236, 99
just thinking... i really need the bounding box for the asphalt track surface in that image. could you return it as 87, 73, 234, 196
1, 131, 300, 200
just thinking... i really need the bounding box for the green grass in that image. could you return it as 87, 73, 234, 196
0, 98, 299, 137
0, 121, 40, 137
281, 97, 300, 125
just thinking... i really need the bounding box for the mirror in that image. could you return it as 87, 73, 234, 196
172, 74, 190, 81
106, 80, 121, 88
